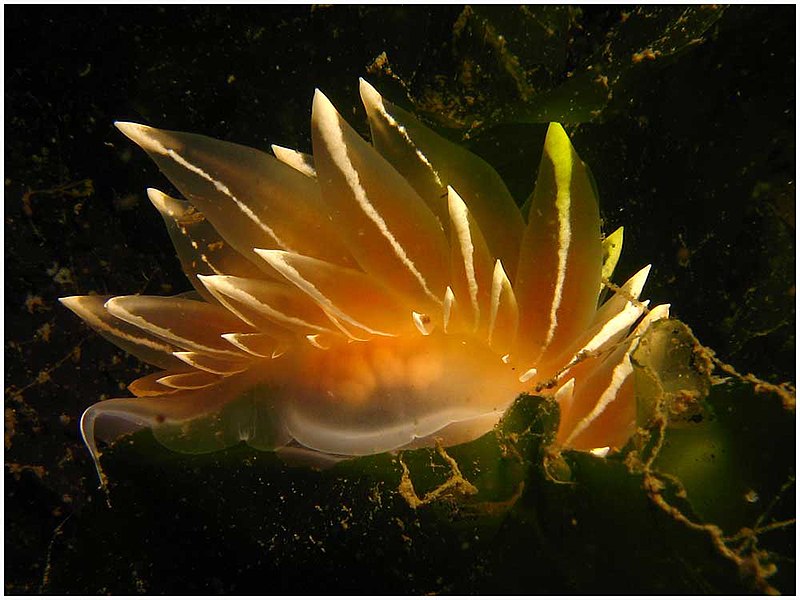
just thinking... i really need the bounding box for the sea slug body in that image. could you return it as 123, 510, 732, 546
61, 79, 669, 480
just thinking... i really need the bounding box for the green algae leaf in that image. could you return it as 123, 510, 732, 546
630, 318, 714, 430
623, 317, 795, 594
654, 381, 795, 534
500, 448, 744, 594
651, 381, 796, 594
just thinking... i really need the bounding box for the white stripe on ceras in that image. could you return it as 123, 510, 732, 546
173, 351, 250, 375
60, 296, 176, 356
564, 292, 670, 445
558, 264, 653, 370
314, 310, 371, 342
314, 90, 442, 307
565, 300, 648, 368
555, 377, 575, 404
518, 367, 538, 383
197, 275, 332, 334
104, 297, 244, 358
447, 187, 480, 330
128, 126, 295, 253
271, 145, 317, 179
147, 188, 226, 276
255, 249, 396, 337
556, 303, 670, 390
359, 78, 445, 189
442, 286, 456, 332
197, 254, 226, 276
412, 311, 434, 336
594, 264, 651, 320
165, 150, 296, 253
305, 333, 332, 349
157, 372, 219, 390
563, 353, 634, 447
635, 303, 670, 333
554, 378, 576, 425
543, 150, 573, 349
487, 260, 516, 346
224, 334, 289, 359
220, 333, 275, 358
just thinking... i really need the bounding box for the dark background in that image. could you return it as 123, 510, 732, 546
5, 5, 795, 594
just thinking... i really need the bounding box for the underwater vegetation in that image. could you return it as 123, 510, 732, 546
6, 5, 794, 595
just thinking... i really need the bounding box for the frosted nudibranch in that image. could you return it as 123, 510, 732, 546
62, 79, 669, 479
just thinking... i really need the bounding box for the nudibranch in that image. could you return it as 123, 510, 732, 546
61, 79, 669, 479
